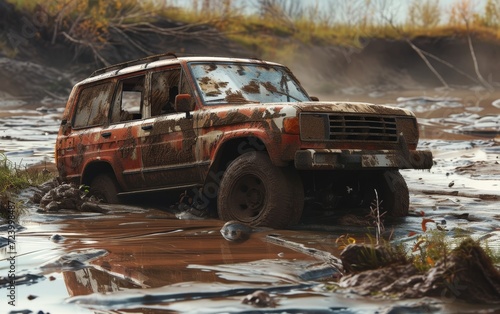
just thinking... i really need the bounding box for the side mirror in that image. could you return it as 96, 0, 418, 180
175, 94, 194, 118
310, 96, 319, 101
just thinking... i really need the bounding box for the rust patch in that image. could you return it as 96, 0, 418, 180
207, 63, 217, 72
118, 127, 137, 159
261, 81, 277, 93
71, 143, 85, 169
225, 90, 246, 102
199, 77, 211, 85
241, 81, 260, 94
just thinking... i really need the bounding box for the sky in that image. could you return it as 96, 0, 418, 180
171, 0, 490, 24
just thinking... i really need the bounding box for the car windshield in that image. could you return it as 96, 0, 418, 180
188, 62, 310, 105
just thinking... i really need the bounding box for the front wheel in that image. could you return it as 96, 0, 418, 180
217, 152, 303, 228
365, 170, 409, 217
89, 174, 120, 203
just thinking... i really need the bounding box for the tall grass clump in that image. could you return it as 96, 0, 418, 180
0, 154, 53, 192
0, 154, 55, 220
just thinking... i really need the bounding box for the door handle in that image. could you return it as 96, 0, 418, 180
141, 124, 153, 131
101, 132, 111, 138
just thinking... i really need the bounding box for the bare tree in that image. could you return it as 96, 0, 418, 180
449, 0, 493, 89
407, 0, 441, 28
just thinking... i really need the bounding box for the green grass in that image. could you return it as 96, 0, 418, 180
0, 154, 55, 220
0, 154, 53, 192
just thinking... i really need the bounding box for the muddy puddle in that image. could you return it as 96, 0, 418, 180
1, 88, 500, 313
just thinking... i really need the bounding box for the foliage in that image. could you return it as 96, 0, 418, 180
0, 154, 54, 221
0, 154, 54, 192
6, 0, 500, 66
407, 0, 441, 29
411, 229, 450, 271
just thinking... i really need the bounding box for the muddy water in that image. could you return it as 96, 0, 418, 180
1, 88, 500, 313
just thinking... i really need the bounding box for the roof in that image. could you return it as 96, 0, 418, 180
80, 52, 282, 86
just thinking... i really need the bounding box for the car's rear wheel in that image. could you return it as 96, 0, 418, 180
89, 174, 120, 203
217, 152, 303, 228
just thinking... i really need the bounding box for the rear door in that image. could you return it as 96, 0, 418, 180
101, 74, 147, 190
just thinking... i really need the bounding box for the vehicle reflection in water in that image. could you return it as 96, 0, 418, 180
57, 207, 342, 311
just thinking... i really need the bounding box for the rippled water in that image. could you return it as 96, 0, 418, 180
0, 105, 61, 167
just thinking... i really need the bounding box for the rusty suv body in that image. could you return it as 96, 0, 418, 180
56, 54, 433, 228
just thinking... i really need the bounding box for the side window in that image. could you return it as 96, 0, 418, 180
110, 75, 145, 123
73, 82, 114, 129
179, 70, 195, 101
151, 69, 180, 116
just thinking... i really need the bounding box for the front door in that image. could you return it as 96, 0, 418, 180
140, 67, 201, 189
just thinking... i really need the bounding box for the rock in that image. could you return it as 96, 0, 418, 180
58, 197, 78, 210
220, 220, 254, 242
31, 191, 43, 204
45, 201, 60, 212
49, 234, 65, 243
80, 201, 105, 213
37, 182, 103, 213
38, 179, 59, 194
241, 290, 277, 307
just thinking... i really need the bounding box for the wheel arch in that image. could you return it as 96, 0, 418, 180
81, 161, 118, 187
201, 136, 268, 198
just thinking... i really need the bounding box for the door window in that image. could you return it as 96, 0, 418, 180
110, 75, 145, 123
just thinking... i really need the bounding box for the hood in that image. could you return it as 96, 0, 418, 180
292, 101, 415, 117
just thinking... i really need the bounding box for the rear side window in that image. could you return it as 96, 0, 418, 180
73, 82, 114, 128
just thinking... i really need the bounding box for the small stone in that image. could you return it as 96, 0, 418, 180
49, 234, 65, 243
45, 201, 59, 212
242, 290, 276, 307
220, 220, 253, 242
79, 201, 105, 213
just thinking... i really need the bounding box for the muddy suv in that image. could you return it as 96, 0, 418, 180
56, 53, 432, 228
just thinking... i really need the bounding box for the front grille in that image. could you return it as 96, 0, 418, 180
328, 114, 398, 142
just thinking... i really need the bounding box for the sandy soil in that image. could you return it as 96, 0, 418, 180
1, 88, 499, 313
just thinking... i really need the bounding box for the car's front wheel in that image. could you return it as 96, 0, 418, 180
365, 170, 409, 217
217, 152, 303, 228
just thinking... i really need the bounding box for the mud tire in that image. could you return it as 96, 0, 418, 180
367, 170, 409, 217
217, 152, 303, 228
89, 174, 120, 204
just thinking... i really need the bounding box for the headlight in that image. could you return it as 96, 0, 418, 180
299, 113, 328, 140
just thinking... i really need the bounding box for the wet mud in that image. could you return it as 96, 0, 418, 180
1, 88, 500, 313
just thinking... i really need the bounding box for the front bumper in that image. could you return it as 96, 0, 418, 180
294, 149, 433, 170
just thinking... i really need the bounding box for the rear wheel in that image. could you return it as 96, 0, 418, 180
217, 152, 303, 228
89, 174, 120, 203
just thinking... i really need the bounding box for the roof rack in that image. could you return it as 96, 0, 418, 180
89, 52, 178, 77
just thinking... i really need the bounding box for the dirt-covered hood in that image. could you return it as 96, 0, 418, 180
292, 101, 415, 117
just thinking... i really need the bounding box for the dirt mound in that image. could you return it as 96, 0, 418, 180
340, 238, 500, 304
